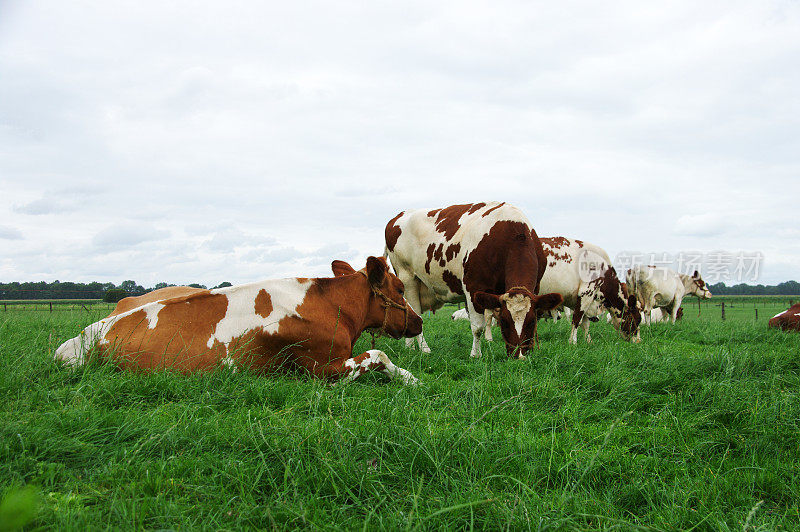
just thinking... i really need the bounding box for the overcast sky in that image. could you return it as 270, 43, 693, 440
1, 1, 798, 287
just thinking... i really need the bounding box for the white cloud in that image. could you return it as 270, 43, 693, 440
92, 224, 170, 252
673, 213, 728, 237
0, 0, 798, 285
0, 225, 23, 240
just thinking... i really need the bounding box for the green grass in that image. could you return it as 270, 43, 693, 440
1, 298, 799, 530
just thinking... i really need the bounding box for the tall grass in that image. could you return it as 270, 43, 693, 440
1, 300, 798, 529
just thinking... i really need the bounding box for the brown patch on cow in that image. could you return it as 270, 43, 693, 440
254, 289, 273, 318
769, 303, 800, 332
429, 243, 445, 267
108, 286, 206, 317
540, 237, 573, 264
481, 202, 505, 217
598, 268, 625, 312
427, 208, 441, 217
385, 211, 404, 252
102, 292, 230, 372
575, 239, 584, 248
463, 220, 539, 299
424, 243, 436, 274
468, 202, 486, 214
445, 243, 460, 262
442, 270, 463, 295
430, 204, 475, 241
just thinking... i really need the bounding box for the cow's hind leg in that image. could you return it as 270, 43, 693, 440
334, 350, 419, 385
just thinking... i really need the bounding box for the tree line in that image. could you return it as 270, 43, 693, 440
2, 278, 799, 301
0, 280, 233, 302
706, 280, 800, 296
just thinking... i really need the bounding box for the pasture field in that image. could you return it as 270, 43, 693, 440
1, 297, 800, 530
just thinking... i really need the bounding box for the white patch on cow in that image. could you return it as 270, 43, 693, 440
772, 311, 787, 319
145, 303, 164, 329
341, 349, 419, 385
451, 308, 469, 320
502, 293, 531, 336
207, 278, 313, 349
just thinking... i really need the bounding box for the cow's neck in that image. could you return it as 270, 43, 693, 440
678, 274, 696, 294
327, 274, 378, 343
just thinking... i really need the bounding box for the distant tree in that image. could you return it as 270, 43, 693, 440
188, 283, 207, 289
153, 282, 175, 290
119, 280, 146, 295
213, 281, 232, 289
103, 289, 128, 303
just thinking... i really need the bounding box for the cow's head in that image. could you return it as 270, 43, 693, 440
689, 270, 712, 299
331, 257, 423, 338
473, 287, 562, 358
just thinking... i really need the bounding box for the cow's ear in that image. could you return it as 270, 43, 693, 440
692, 270, 700, 278
365, 256, 387, 286
331, 260, 356, 277
473, 291, 502, 312
627, 294, 638, 309
534, 292, 563, 312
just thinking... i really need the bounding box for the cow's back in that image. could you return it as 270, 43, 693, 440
770, 303, 800, 332
539, 238, 612, 307
109, 286, 206, 317
386, 202, 533, 294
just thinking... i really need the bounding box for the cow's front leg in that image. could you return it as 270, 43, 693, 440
569, 302, 583, 345
483, 310, 494, 342
401, 279, 431, 353
466, 299, 485, 358
337, 349, 419, 385
582, 318, 592, 343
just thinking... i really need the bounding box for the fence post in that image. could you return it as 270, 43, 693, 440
49, 302, 53, 313
755, 308, 758, 320
721, 301, 725, 320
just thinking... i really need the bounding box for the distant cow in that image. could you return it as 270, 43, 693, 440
769, 303, 800, 332
627, 266, 711, 330
606, 306, 682, 325
385, 202, 562, 359
55, 257, 424, 384
539, 237, 640, 344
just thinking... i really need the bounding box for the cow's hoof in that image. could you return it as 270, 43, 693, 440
516, 354, 527, 360
420, 346, 431, 354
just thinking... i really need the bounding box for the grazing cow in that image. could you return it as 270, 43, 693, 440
606, 306, 682, 325
627, 266, 711, 330
539, 237, 641, 344
385, 202, 562, 359
55, 257, 423, 384
769, 303, 800, 332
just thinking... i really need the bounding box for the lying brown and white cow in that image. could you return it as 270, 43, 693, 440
55, 257, 424, 384
769, 303, 800, 332
627, 265, 711, 330
539, 237, 641, 344
384, 202, 562, 359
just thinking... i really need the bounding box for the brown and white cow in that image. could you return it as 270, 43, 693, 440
627, 265, 711, 331
55, 257, 424, 384
539, 237, 641, 344
384, 202, 562, 359
769, 303, 800, 332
